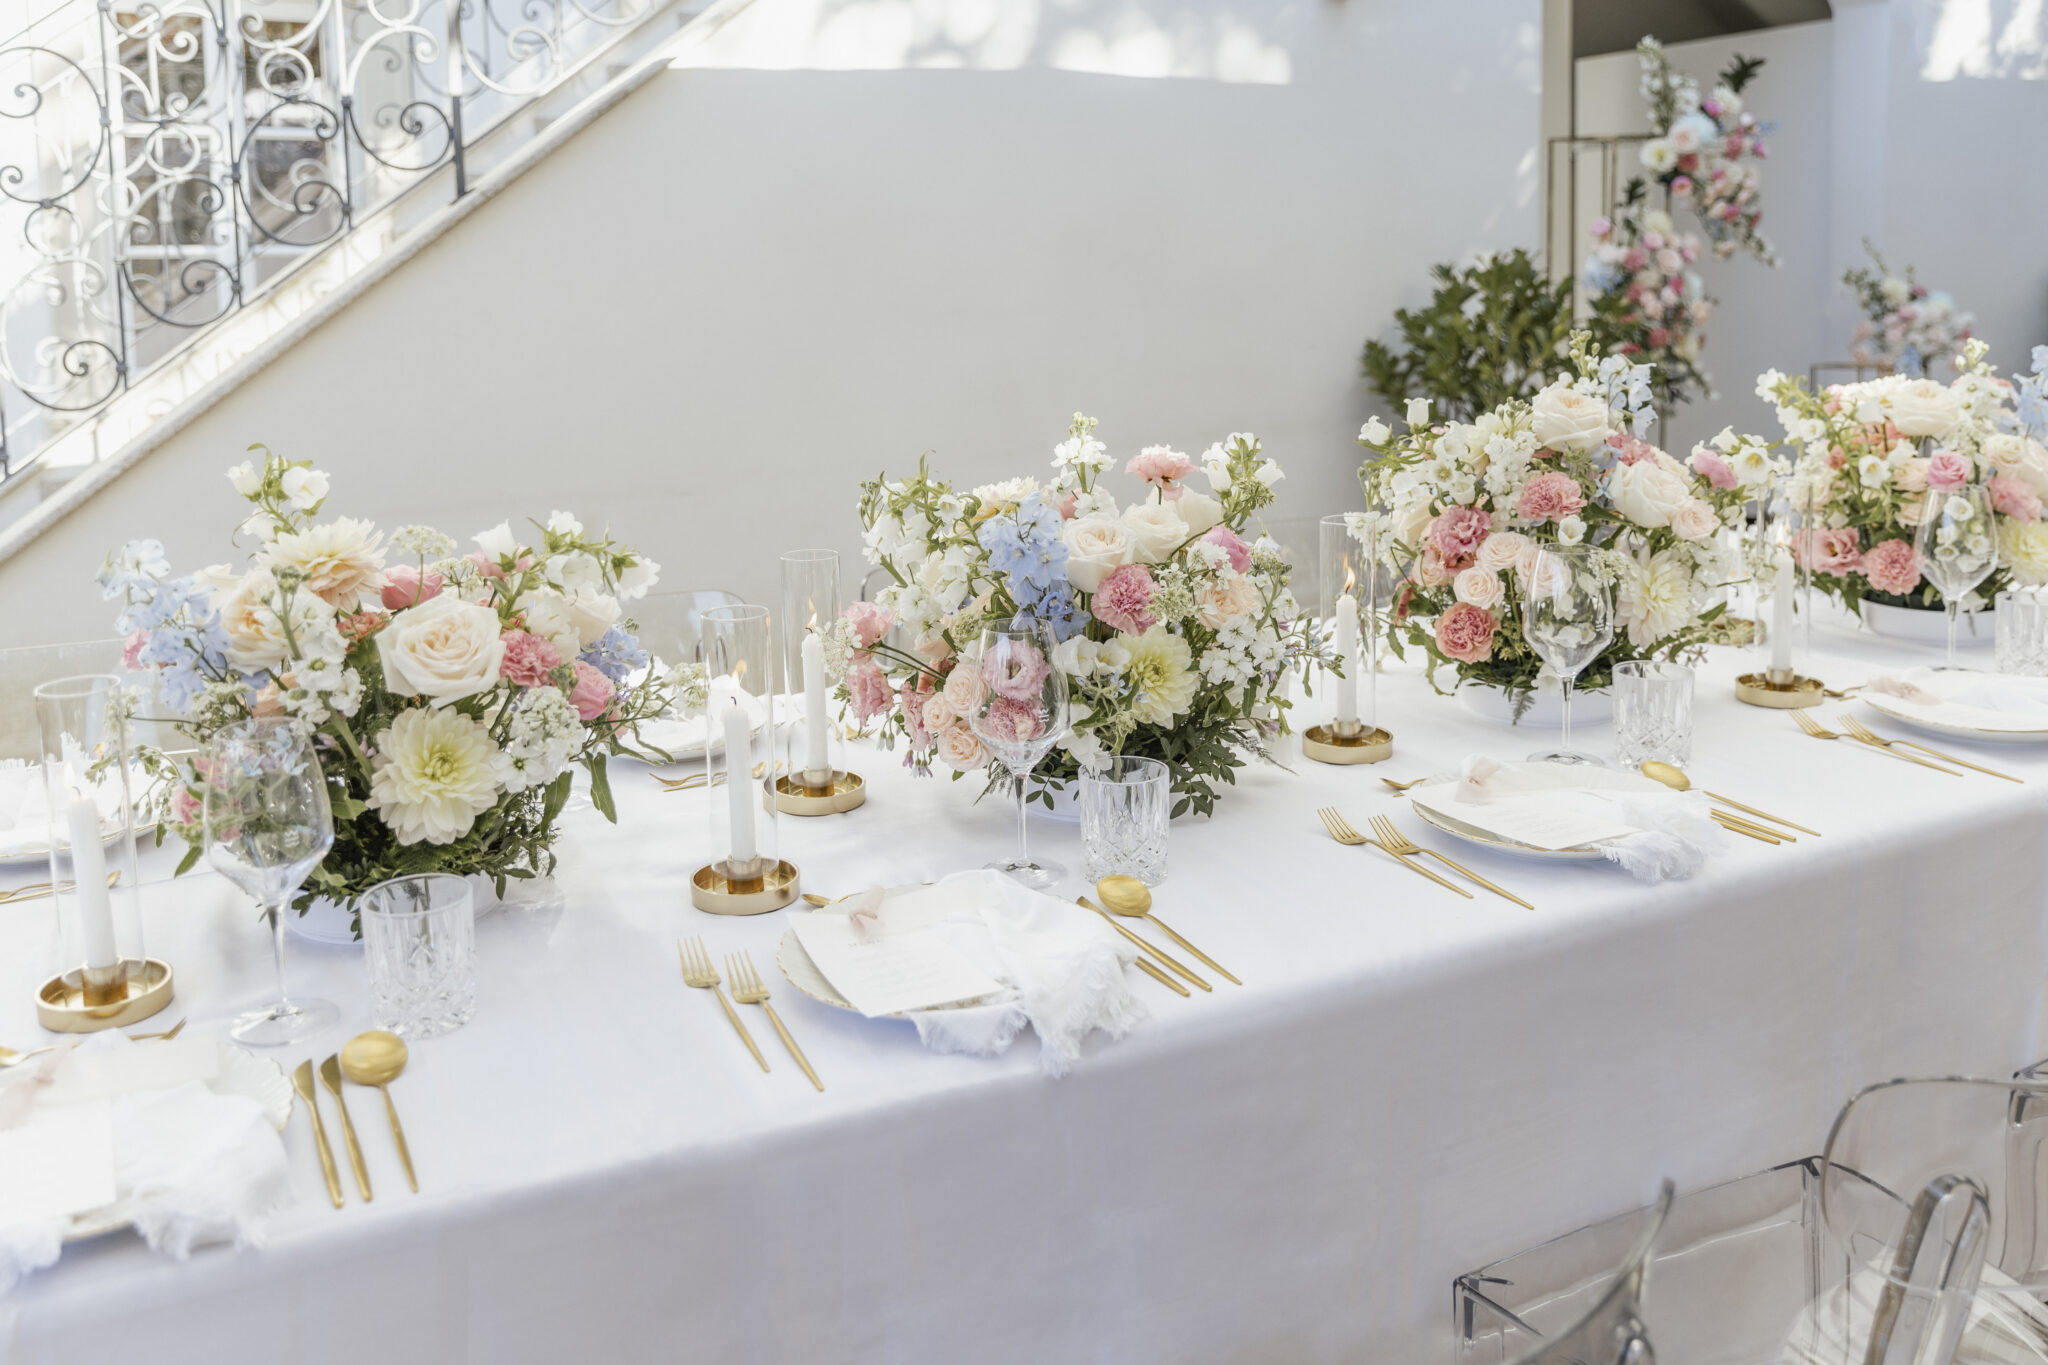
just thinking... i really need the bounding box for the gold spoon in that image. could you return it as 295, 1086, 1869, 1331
1380, 777, 1426, 794
1095, 876, 1240, 986
339, 1030, 418, 1193
1638, 761, 1821, 838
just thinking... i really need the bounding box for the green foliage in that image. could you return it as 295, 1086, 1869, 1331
1360, 250, 1575, 423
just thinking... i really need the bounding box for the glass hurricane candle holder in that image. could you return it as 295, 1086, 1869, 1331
1737, 472, 1825, 708
778, 548, 863, 814
1304, 513, 1391, 764
693, 604, 798, 914
33, 674, 166, 1031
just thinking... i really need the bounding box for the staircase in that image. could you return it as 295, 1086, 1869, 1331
0, 0, 750, 555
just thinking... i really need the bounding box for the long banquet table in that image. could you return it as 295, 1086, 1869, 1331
5, 612, 2048, 1364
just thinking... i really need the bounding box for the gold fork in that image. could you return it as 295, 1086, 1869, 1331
1838, 715, 2022, 783
1366, 815, 1533, 908
726, 950, 822, 1091
1792, 711, 1962, 774
0, 870, 122, 906
1316, 808, 1472, 898
677, 937, 768, 1072
1380, 777, 1427, 794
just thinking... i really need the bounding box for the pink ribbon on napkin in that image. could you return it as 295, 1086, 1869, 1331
1455, 756, 1501, 804
1867, 675, 1943, 706
848, 886, 885, 943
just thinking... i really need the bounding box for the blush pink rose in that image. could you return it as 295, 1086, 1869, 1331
1091, 563, 1158, 635
1428, 505, 1493, 561
1434, 602, 1499, 664
1792, 527, 1862, 576
381, 565, 446, 611
567, 660, 614, 721
1689, 446, 1738, 491
1126, 445, 1195, 500
1926, 450, 1972, 491
1895, 458, 1931, 493
1414, 545, 1456, 588
842, 600, 895, 651
1199, 525, 1251, 572
1991, 473, 2043, 522
1862, 538, 1922, 596
935, 721, 987, 772
848, 660, 892, 724
941, 664, 986, 715
1516, 472, 1587, 524
500, 629, 564, 687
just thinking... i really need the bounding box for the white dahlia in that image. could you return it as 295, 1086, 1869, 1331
1122, 626, 1198, 726
368, 707, 505, 845
1617, 549, 1697, 648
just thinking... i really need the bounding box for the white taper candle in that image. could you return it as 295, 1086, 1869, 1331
802, 632, 830, 785
1334, 591, 1360, 728
723, 703, 757, 869
1770, 553, 1795, 678
65, 791, 116, 969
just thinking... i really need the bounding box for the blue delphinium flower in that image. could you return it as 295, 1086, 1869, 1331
2016, 347, 2048, 441
117, 575, 231, 713
978, 492, 1070, 608
1580, 255, 1622, 296
1029, 582, 1085, 642
579, 626, 648, 685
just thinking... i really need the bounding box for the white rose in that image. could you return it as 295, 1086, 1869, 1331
280, 467, 329, 511
1608, 461, 1694, 529
1120, 502, 1191, 564
1478, 531, 1530, 572
226, 461, 262, 497
1668, 499, 1719, 542
1984, 434, 2048, 497
519, 587, 579, 655
1452, 565, 1504, 610
474, 521, 519, 562
1530, 385, 1612, 453
1173, 489, 1224, 537
565, 591, 622, 648
218, 568, 322, 673
379, 592, 507, 706
1406, 397, 1430, 427
1885, 379, 1963, 440
1061, 514, 1134, 593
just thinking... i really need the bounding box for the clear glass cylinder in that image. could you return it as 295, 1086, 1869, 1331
1613, 660, 1694, 768
1320, 513, 1378, 735
780, 548, 846, 793
34, 675, 144, 1003
699, 604, 791, 904
360, 873, 476, 1039
1753, 471, 1814, 685
1079, 755, 1170, 885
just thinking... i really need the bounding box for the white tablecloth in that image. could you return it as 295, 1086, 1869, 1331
4, 614, 2046, 1364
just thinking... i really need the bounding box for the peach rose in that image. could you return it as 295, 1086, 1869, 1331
1414, 546, 1456, 588
1668, 499, 1719, 542
1196, 571, 1259, 627
935, 722, 987, 772
941, 665, 986, 715
1451, 565, 1504, 610
1477, 531, 1531, 573
921, 691, 957, 734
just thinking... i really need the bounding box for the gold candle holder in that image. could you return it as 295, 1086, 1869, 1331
1735, 670, 1825, 710
36, 957, 174, 1032
691, 859, 801, 915
1302, 722, 1394, 765
771, 771, 866, 816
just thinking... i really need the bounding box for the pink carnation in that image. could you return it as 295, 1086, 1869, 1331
1863, 538, 1922, 596
842, 600, 895, 651
1926, 450, 1973, 492
847, 660, 892, 725
501, 630, 564, 688
1515, 472, 1586, 524
566, 660, 614, 721
898, 675, 933, 748
982, 637, 1053, 703
1092, 563, 1158, 635
1200, 525, 1251, 572
1689, 446, 1738, 490
381, 565, 445, 610
1434, 602, 1498, 665
1792, 527, 1862, 576
1126, 445, 1195, 500
976, 697, 1045, 747
1428, 505, 1493, 561
1992, 473, 2043, 522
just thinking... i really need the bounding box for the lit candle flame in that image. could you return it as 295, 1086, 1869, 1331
1342, 564, 1356, 595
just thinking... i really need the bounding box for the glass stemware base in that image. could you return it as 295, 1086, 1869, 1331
231, 995, 340, 1045
987, 855, 1066, 890
1527, 748, 1607, 767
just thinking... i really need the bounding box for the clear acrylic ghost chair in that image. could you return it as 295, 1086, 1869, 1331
627, 589, 741, 665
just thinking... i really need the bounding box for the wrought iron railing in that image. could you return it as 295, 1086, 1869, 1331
0, 0, 662, 479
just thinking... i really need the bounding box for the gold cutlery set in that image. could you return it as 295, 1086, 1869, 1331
1077, 875, 1238, 996
677, 936, 822, 1090
1317, 808, 1534, 906
290, 1030, 418, 1209
0, 1014, 185, 1069
0, 869, 122, 907
1792, 711, 2021, 781
1635, 761, 1819, 845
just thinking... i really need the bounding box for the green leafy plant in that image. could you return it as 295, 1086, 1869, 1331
1360, 249, 1575, 423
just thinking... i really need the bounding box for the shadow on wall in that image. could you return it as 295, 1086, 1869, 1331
1919, 0, 2048, 79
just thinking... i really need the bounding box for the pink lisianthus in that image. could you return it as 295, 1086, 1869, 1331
1092, 563, 1158, 635
982, 637, 1054, 702
847, 659, 892, 725
121, 628, 148, 670
467, 549, 534, 582
1926, 450, 1973, 492
1199, 525, 1252, 572
501, 629, 564, 687
169, 785, 202, 832
1992, 473, 2043, 522
1428, 505, 1493, 561
842, 600, 896, 652
1434, 602, 1499, 664
1515, 472, 1587, 524
1792, 527, 1863, 576
567, 660, 614, 721
977, 697, 1045, 747
381, 565, 445, 610
1609, 433, 1660, 466
1689, 446, 1738, 490
1863, 538, 1922, 596
1126, 446, 1195, 500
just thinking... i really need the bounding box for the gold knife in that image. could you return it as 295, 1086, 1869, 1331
1077, 897, 1211, 992
319, 1055, 372, 1202
291, 1060, 344, 1208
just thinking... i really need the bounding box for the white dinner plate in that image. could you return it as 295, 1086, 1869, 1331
63, 1043, 293, 1242
1862, 684, 2048, 745
1410, 801, 1608, 862
1407, 762, 1668, 862
775, 925, 994, 1018
0, 821, 161, 871
615, 691, 770, 766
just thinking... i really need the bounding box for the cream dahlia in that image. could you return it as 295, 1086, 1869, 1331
367, 707, 505, 845
262, 517, 387, 611
1122, 626, 1198, 726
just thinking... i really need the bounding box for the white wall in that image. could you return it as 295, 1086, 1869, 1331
0, 0, 1542, 645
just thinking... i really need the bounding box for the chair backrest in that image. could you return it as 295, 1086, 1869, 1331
627, 590, 742, 664
0, 640, 128, 761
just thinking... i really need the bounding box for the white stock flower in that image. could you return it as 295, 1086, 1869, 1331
368, 707, 505, 845
500, 687, 583, 792
380, 593, 506, 705
280, 467, 329, 511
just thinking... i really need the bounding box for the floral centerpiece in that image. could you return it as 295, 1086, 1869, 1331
1356, 334, 1735, 703
1843, 241, 1974, 376
840, 417, 1318, 817
1758, 341, 2048, 611
97, 448, 681, 927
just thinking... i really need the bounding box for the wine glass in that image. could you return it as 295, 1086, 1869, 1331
1518, 544, 1615, 765
1915, 481, 1998, 669
200, 719, 340, 1044
970, 616, 1069, 889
